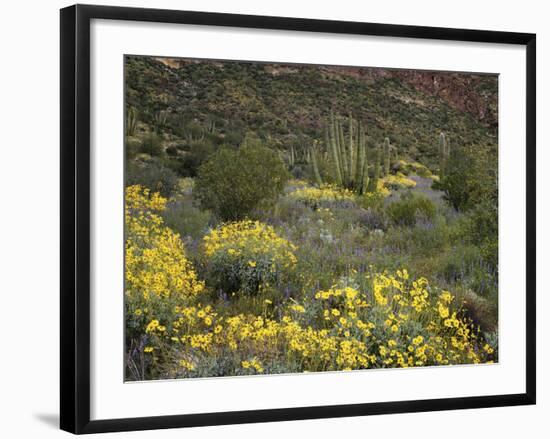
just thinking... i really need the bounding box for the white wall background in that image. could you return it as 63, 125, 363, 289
0, 0, 546, 437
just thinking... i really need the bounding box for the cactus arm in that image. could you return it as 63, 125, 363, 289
361, 138, 370, 195
126, 107, 138, 136
439, 132, 447, 178
337, 118, 348, 185
383, 137, 391, 177
370, 144, 381, 192
328, 123, 343, 186
349, 113, 355, 186
310, 146, 323, 187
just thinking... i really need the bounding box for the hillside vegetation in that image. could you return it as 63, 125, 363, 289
125, 56, 497, 172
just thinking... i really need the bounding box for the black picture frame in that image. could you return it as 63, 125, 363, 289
60, 4, 536, 434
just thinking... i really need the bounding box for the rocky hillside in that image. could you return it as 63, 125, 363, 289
125, 55, 497, 172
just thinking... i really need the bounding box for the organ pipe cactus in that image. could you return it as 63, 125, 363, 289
370, 144, 381, 192
126, 107, 138, 136
383, 137, 391, 176
438, 132, 450, 177
310, 143, 324, 187
322, 112, 371, 194
357, 123, 370, 194
310, 112, 397, 195
153, 110, 168, 134
289, 145, 295, 168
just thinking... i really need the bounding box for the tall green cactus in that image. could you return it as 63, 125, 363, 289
356, 121, 369, 193
328, 115, 343, 186
383, 137, 391, 176
336, 114, 348, 183
153, 110, 168, 134
309, 112, 396, 195
438, 132, 450, 177
310, 144, 323, 187
348, 113, 355, 184
370, 144, 381, 192
321, 112, 371, 194
126, 107, 138, 136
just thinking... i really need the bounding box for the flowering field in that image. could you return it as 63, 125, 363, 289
124, 56, 498, 381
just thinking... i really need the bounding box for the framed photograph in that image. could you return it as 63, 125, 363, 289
60, 4, 536, 434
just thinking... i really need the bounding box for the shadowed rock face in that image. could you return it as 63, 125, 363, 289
300, 65, 498, 130
386, 70, 498, 130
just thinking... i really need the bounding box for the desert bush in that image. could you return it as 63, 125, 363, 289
383, 215, 450, 257
356, 208, 387, 231
202, 220, 297, 295
177, 139, 217, 177
440, 245, 484, 282
438, 243, 497, 297
194, 144, 289, 221
269, 196, 312, 227
162, 199, 213, 240
449, 197, 498, 271
165, 145, 179, 156
125, 138, 142, 160
409, 216, 450, 254
138, 132, 163, 156
386, 192, 436, 226
439, 144, 496, 212
126, 159, 179, 198
463, 202, 498, 270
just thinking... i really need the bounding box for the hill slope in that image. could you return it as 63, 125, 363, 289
125, 55, 497, 171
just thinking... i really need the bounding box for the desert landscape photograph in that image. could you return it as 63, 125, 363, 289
123, 55, 498, 381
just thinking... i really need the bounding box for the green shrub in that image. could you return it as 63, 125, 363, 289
270, 196, 312, 226
138, 132, 164, 157
440, 245, 485, 282
464, 202, 498, 270
126, 159, 179, 197
125, 138, 142, 160
450, 199, 498, 270
384, 215, 450, 256
166, 145, 179, 156
439, 144, 496, 212
194, 144, 289, 221
178, 139, 217, 177
357, 190, 386, 211
386, 192, 436, 226
162, 199, 213, 240
356, 207, 387, 231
